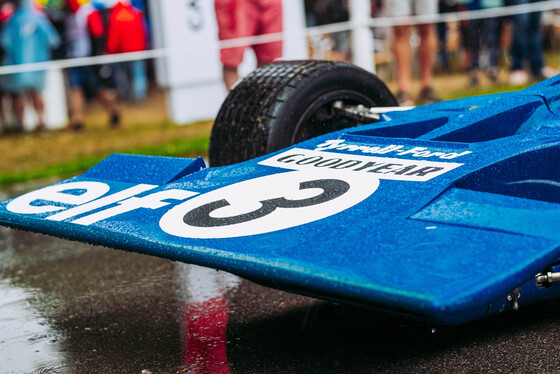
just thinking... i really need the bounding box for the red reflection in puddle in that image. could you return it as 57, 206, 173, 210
181, 297, 230, 373
178, 264, 240, 373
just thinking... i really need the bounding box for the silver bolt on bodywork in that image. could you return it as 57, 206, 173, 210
535, 271, 560, 288
507, 288, 521, 311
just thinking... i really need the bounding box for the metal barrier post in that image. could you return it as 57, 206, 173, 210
350, 0, 375, 73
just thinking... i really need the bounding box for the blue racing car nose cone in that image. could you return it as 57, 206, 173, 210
3, 65, 560, 326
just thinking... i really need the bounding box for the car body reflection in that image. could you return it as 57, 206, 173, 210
177, 264, 240, 373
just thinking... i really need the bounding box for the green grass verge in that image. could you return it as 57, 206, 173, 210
0, 135, 210, 186
447, 83, 529, 100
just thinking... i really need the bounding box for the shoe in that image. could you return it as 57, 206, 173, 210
469, 71, 479, 86
487, 67, 498, 83
3, 126, 21, 134
109, 111, 121, 129
34, 124, 47, 133
417, 87, 441, 105
70, 122, 84, 131
542, 66, 557, 78
533, 66, 558, 81
396, 91, 415, 106
509, 70, 528, 86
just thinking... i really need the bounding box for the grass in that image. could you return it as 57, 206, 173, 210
0, 90, 213, 186
0, 132, 211, 185
0, 72, 536, 187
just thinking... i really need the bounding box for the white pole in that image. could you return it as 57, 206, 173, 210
282, 0, 307, 60
349, 0, 375, 73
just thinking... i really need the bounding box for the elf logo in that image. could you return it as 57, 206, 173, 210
6, 181, 196, 226
5, 171, 378, 239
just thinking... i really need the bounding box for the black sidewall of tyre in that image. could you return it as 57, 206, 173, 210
267, 67, 397, 152
209, 61, 397, 167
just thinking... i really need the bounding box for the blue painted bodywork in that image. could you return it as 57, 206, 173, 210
3, 77, 560, 325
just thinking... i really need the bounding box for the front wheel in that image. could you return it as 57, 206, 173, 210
209, 60, 397, 167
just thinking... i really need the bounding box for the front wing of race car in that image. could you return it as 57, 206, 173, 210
2, 78, 560, 326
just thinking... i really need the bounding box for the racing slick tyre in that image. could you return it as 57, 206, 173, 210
209, 60, 398, 167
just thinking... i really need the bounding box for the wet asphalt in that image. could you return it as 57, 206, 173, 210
3, 182, 560, 373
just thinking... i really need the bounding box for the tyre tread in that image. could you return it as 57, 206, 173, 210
209, 61, 394, 166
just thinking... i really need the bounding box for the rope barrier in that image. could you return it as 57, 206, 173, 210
0, 0, 558, 76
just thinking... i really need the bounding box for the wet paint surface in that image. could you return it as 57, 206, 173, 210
3, 182, 560, 373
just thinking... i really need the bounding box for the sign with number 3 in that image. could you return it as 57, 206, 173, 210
160, 171, 379, 239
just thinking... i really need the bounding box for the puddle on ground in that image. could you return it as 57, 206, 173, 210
0, 280, 66, 373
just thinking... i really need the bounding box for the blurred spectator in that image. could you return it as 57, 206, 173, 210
456, 2, 473, 72
386, 0, 441, 105
460, 0, 503, 85
0, 0, 60, 133
106, 0, 148, 102
64, 0, 120, 130
214, 0, 283, 91
130, 0, 144, 11
507, 0, 553, 85
39, 0, 67, 60
437, 0, 458, 72
0, 1, 14, 133
305, 0, 350, 61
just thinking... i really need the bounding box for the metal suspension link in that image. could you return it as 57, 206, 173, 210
535, 271, 560, 288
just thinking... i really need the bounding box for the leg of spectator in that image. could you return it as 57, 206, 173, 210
469, 18, 481, 85
12, 93, 25, 133
115, 63, 131, 101
417, 23, 440, 104
510, 0, 529, 85
528, 9, 544, 78
29, 89, 46, 132
215, 0, 246, 92
437, 20, 448, 72
222, 65, 239, 92
393, 24, 414, 105
68, 88, 85, 130
436, 1, 457, 72
254, 0, 283, 66
0, 94, 9, 132
98, 89, 121, 128
459, 14, 472, 72
486, 17, 500, 82
511, 14, 529, 71
132, 60, 148, 101
418, 23, 437, 90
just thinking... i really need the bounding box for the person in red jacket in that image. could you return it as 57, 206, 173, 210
106, 0, 147, 101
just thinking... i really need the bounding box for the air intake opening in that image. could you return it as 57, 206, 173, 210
434, 102, 539, 143
349, 117, 448, 139
455, 146, 560, 203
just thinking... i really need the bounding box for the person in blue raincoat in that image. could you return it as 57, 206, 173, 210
1, 0, 60, 132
